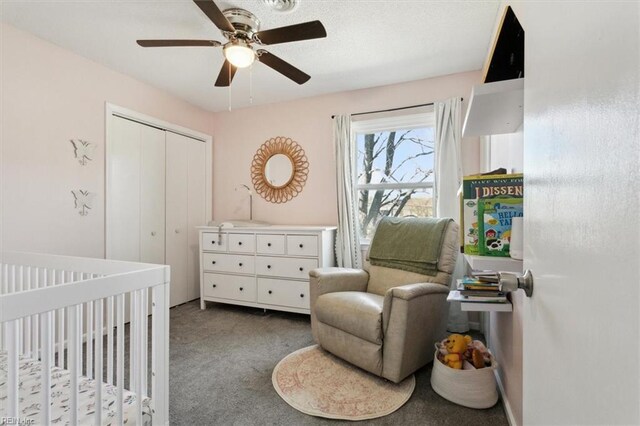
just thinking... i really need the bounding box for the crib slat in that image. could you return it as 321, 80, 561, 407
116, 293, 125, 426
5, 320, 20, 417
107, 295, 114, 384
68, 305, 81, 425
141, 287, 148, 396
136, 290, 144, 425
86, 296, 94, 379
31, 268, 40, 360
130, 290, 137, 393
24, 267, 31, 357
94, 299, 104, 426
18, 266, 24, 355
56, 270, 65, 368
40, 311, 53, 425
152, 282, 169, 425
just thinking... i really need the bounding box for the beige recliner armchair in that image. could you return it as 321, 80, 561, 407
310, 220, 459, 383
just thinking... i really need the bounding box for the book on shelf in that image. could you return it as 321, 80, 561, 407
459, 290, 506, 297
457, 277, 501, 292
448, 291, 508, 304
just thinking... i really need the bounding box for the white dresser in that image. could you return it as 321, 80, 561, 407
198, 226, 336, 314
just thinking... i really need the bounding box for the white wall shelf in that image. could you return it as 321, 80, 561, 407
447, 291, 513, 312
464, 254, 523, 273
462, 78, 524, 137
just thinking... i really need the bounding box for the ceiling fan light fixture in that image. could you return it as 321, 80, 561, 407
223, 41, 255, 68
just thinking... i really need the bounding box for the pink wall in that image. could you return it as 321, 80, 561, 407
211, 70, 482, 225
0, 23, 214, 258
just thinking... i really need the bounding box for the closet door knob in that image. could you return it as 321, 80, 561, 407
267, 243, 272, 247
299, 244, 304, 248
151, 231, 156, 236
268, 290, 272, 295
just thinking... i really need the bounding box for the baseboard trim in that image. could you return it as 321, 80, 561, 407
469, 321, 481, 330
494, 369, 517, 426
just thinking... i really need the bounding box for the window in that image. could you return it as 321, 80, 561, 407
353, 113, 435, 241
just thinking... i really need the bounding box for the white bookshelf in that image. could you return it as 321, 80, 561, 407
447, 290, 513, 313
464, 254, 523, 273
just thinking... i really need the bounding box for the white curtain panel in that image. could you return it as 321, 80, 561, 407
434, 97, 469, 332
334, 115, 362, 268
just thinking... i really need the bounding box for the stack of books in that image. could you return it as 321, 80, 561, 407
448, 271, 509, 307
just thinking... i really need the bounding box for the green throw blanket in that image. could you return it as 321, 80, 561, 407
369, 217, 452, 276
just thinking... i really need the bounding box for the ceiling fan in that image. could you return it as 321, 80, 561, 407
136, 0, 327, 87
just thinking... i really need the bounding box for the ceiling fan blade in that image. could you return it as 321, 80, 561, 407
257, 50, 310, 85
255, 21, 326, 45
193, 0, 235, 33
137, 40, 221, 48
215, 60, 237, 87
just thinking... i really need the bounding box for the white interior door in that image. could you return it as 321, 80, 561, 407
165, 132, 189, 307
187, 139, 206, 301
107, 116, 141, 261
140, 125, 166, 265
515, 3, 640, 425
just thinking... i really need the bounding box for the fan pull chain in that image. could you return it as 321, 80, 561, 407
227, 61, 232, 112
249, 63, 253, 105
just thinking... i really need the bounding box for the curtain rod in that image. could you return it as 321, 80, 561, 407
330, 97, 464, 119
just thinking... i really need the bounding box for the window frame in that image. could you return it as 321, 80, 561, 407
352, 111, 436, 244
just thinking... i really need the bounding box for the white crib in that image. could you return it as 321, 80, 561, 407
0, 252, 170, 425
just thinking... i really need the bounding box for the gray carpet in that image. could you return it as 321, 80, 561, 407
169, 300, 508, 426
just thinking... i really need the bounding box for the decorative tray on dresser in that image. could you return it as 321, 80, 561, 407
197, 225, 336, 314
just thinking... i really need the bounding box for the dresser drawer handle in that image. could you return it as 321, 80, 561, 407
211, 240, 216, 244
267, 243, 272, 247
299, 244, 304, 248
211, 261, 216, 265
267, 265, 271, 269
238, 242, 243, 246
268, 290, 272, 295
300, 294, 304, 298
212, 284, 217, 288
299, 267, 304, 271
239, 262, 243, 267
239, 287, 244, 291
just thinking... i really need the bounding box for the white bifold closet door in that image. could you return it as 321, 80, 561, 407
108, 116, 206, 307
165, 132, 206, 306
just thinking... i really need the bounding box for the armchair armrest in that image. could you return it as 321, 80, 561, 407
309, 267, 369, 298
381, 282, 450, 383
309, 267, 369, 343
386, 282, 449, 301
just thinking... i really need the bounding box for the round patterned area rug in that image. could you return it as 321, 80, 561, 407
272, 345, 415, 420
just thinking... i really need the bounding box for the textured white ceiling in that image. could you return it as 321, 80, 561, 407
0, 0, 500, 112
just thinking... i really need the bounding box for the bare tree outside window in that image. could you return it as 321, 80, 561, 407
356, 127, 435, 239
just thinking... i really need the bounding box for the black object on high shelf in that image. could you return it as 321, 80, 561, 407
484, 6, 524, 83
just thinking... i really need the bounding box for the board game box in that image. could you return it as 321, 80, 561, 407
461, 173, 523, 255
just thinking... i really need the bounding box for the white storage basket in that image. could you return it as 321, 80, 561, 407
430, 347, 499, 409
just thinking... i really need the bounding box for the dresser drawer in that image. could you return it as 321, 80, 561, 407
201, 232, 228, 252
286, 235, 318, 257
257, 278, 310, 309
202, 253, 255, 274
203, 273, 256, 302
256, 235, 285, 255
255, 256, 318, 279
228, 233, 256, 253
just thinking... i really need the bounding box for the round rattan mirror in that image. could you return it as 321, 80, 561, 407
251, 137, 309, 203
